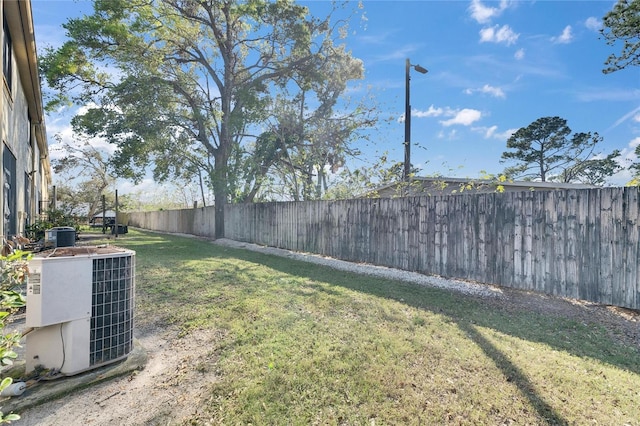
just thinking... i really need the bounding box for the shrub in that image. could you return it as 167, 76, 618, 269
25, 210, 79, 242
0, 245, 29, 423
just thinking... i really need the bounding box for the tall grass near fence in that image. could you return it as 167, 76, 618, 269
129, 187, 640, 310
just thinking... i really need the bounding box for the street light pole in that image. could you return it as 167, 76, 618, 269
404, 58, 428, 182
404, 59, 411, 182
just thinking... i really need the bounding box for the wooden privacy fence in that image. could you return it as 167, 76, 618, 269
128, 205, 217, 239
129, 187, 640, 310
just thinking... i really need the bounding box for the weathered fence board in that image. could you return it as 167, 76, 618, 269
624, 189, 639, 308
128, 187, 640, 310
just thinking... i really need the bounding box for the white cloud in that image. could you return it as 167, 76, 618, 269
402, 105, 483, 127
578, 88, 640, 103
468, 0, 511, 24
371, 43, 423, 64
440, 109, 482, 126
499, 128, 519, 140
552, 25, 573, 44
514, 48, 525, 60
609, 105, 640, 129
465, 84, 506, 99
437, 129, 458, 140
413, 105, 448, 118
585, 17, 601, 32
118, 178, 157, 196
479, 25, 519, 46
398, 105, 448, 123
472, 126, 517, 140
482, 125, 498, 138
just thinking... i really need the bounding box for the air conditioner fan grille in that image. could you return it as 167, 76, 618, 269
90, 254, 134, 366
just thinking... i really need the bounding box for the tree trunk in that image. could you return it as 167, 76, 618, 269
213, 127, 230, 238
198, 168, 207, 207
214, 188, 225, 238
213, 162, 226, 239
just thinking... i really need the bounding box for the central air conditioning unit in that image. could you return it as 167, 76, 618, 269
25, 246, 135, 376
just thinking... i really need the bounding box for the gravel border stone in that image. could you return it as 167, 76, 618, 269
214, 238, 503, 299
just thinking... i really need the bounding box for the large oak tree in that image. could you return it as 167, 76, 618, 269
41, 0, 368, 237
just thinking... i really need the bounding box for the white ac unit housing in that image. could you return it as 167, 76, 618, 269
26, 246, 135, 376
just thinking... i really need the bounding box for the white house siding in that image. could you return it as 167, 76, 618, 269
3, 60, 28, 235
1, 0, 51, 238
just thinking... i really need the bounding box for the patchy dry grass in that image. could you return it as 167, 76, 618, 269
112, 229, 640, 425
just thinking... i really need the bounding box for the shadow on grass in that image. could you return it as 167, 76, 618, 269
228, 252, 582, 425
456, 321, 569, 425
121, 231, 639, 373
254, 251, 574, 424
261, 252, 636, 357
118, 230, 635, 424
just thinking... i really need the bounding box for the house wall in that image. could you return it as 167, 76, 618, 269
1, 0, 50, 238
3, 52, 30, 233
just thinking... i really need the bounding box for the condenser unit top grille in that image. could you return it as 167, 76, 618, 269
35, 246, 130, 258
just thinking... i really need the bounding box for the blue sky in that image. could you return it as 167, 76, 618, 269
32, 0, 640, 192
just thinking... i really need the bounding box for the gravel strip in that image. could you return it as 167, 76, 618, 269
214, 238, 503, 299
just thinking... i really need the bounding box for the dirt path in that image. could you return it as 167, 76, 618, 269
16, 323, 221, 425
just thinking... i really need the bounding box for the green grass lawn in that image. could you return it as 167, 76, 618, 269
109, 229, 640, 425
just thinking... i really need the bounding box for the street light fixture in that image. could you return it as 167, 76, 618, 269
404, 58, 428, 182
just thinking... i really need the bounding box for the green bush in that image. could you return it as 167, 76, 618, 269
25, 210, 79, 242
0, 247, 30, 423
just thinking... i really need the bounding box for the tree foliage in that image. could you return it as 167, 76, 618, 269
236, 60, 378, 202
50, 135, 116, 220
320, 154, 415, 199
40, 0, 371, 237
501, 116, 621, 184
601, 0, 640, 74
